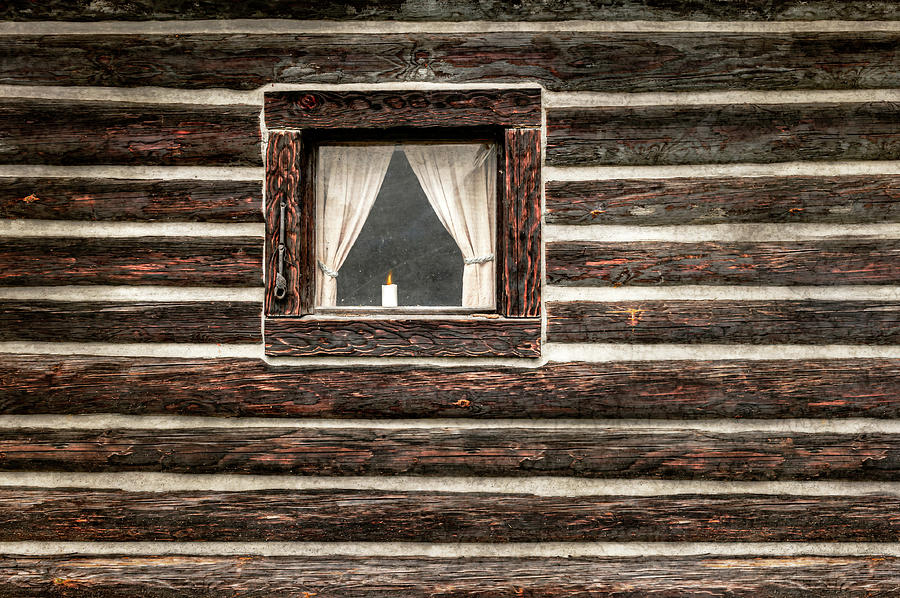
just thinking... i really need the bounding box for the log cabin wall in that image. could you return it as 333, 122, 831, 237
0, 2, 899, 594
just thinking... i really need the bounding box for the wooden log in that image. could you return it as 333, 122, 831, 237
2, 33, 899, 92
1, 555, 897, 597
0, 301, 260, 343
0, 99, 261, 166
265, 317, 541, 357
0, 237, 262, 287
498, 128, 542, 317
547, 102, 900, 166
5, 427, 900, 480
2, 356, 897, 419
265, 89, 542, 130
546, 240, 900, 287
0, 178, 263, 222
4, 0, 899, 21
3, 488, 899, 542
548, 300, 900, 345
544, 175, 900, 226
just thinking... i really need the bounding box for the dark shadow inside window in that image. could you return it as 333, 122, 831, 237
337, 148, 463, 307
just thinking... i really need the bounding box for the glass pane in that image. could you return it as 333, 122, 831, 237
316, 143, 495, 309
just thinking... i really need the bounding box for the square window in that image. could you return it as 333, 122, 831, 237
263, 89, 542, 357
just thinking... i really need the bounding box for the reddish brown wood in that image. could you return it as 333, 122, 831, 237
547, 240, 900, 287
0, 237, 262, 287
0, 555, 897, 597
4, 488, 899, 542
0, 301, 261, 344
264, 131, 305, 316
265, 89, 542, 130
544, 176, 900, 225
547, 102, 900, 166
5, 427, 900, 480
1, 355, 897, 419
0, 178, 263, 222
547, 300, 900, 345
499, 128, 542, 317
0, 99, 261, 166
3, 33, 899, 92
265, 317, 540, 357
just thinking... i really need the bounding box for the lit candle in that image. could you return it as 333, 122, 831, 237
381, 270, 398, 307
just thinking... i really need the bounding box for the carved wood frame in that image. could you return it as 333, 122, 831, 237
263, 88, 542, 357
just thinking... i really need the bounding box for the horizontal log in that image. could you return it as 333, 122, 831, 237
1, 556, 898, 597
2, 33, 898, 91
4, 0, 898, 20
265, 317, 541, 357
265, 89, 542, 129
0, 237, 262, 286
0, 178, 263, 222
0, 99, 261, 166
4, 488, 900, 542
547, 102, 900, 166
547, 300, 900, 345
547, 240, 900, 287
5, 427, 900, 480
0, 301, 261, 343
2, 355, 897, 419
544, 175, 900, 225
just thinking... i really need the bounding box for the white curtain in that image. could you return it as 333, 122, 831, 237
315, 145, 394, 307
403, 143, 496, 308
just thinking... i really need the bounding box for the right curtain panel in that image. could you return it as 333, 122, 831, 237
403, 143, 497, 308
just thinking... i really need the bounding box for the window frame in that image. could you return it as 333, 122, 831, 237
263, 88, 542, 357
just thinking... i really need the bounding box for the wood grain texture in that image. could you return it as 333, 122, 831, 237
0, 237, 262, 287
264, 131, 304, 316
547, 102, 900, 166
547, 240, 900, 287
265, 317, 541, 357
3, 33, 899, 92
498, 128, 542, 317
0, 99, 261, 166
0, 301, 261, 343
4, 0, 899, 21
265, 89, 542, 130
1, 555, 897, 597
544, 175, 900, 226
2, 356, 896, 419
4, 488, 900, 542
6, 427, 900, 480
3, 555, 900, 598
547, 300, 900, 345
0, 178, 263, 222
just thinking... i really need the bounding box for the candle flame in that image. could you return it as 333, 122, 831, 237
386, 270, 393, 285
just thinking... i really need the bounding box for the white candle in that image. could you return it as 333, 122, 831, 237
381, 284, 398, 307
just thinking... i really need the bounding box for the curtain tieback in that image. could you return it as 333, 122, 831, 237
464, 254, 494, 265
317, 260, 339, 278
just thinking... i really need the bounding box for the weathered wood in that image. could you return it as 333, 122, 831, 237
0, 99, 261, 166
547, 241, 900, 287
264, 131, 305, 316
3, 33, 899, 92
0, 178, 263, 222
4, 0, 899, 21
544, 175, 900, 226
1, 555, 898, 597
547, 300, 900, 345
2, 356, 896, 419
547, 102, 900, 166
265, 89, 542, 130
498, 128, 542, 317
0, 237, 262, 287
5, 427, 900, 480
265, 317, 541, 357
4, 488, 900, 542
0, 301, 260, 343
